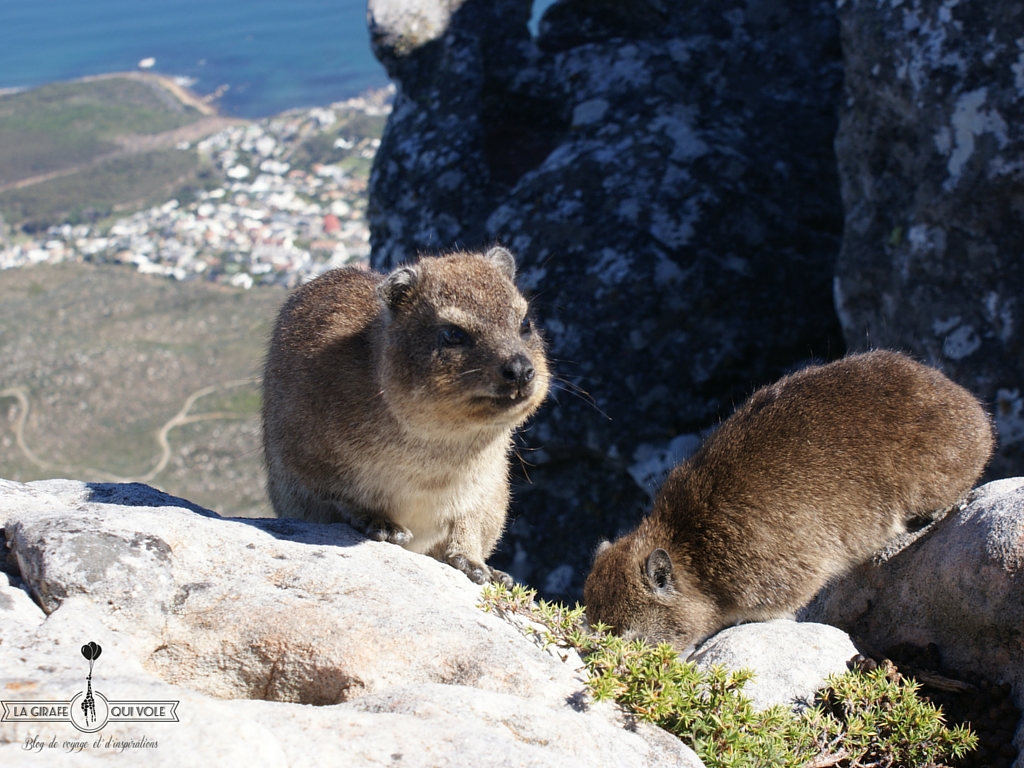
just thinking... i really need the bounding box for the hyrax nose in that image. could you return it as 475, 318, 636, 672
502, 354, 536, 389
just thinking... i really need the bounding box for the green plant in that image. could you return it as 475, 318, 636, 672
479, 584, 976, 768
816, 667, 976, 768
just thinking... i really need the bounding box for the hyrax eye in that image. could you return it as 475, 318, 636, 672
440, 326, 469, 347
519, 317, 532, 336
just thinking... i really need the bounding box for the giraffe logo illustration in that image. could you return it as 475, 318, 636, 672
80, 642, 101, 727
69, 642, 109, 733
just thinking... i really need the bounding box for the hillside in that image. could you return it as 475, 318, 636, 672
0, 261, 285, 517
0, 75, 233, 233
0, 76, 391, 517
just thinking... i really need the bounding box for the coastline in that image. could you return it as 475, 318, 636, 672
0, 66, 394, 121
77, 71, 221, 116
0, 71, 224, 117
1, 0, 390, 119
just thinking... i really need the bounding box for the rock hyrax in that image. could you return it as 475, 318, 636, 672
262, 246, 549, 584
583, 350, 993, 652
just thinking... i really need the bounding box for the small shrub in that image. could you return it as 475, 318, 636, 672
480, 584, 976, 768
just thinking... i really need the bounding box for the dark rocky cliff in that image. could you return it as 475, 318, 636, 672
366, 0, 1024, 600
366, 0, 848, 600
833, 0, 1024, 480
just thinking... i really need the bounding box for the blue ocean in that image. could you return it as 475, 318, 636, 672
0, 0, 557, 118
0, 0, 385, 117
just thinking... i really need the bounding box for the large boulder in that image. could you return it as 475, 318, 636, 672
802, 478, 1024, 715
833, 0, 1024, 478
0, 478, 701, 767
366, 0, 847, 600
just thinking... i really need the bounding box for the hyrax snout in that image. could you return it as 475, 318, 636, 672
583, 350, 994, 653
262, 246, 549, 585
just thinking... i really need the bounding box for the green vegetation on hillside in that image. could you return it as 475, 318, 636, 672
0, 148, 217, 231
0, 78, 203, 185
0, 77, 216, 233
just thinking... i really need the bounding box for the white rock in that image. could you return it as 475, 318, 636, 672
367, 0, 456, 62
0, 572, 45, 636
690, 620, 859, 711
0, 478, 702, 767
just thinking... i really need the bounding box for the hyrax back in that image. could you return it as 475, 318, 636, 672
262, 247, 549, 585
584, 350, 993, 652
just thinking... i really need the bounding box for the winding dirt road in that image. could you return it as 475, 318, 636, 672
0, 379, 255, 483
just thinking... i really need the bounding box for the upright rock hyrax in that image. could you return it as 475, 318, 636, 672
262, 246, 549, 585
583, 350, 993, 652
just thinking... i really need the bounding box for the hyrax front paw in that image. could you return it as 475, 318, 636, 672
368, 523, 413, 546
447, 554, 489, 584
487, 567, 515, 589
354, 516, 412, 547
447, 554, 514, 587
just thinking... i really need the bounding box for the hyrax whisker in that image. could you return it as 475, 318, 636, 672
550, 376, 612, 420
513, 449, 534, 483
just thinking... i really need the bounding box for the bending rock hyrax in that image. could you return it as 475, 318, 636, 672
262, 247, 549, 585
583, 350, 993, 652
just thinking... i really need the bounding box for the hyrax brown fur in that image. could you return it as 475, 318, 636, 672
262, 247, 549, 585
584, 350, 993, 652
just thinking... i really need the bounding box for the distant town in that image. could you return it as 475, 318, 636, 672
0, 86, 393, 287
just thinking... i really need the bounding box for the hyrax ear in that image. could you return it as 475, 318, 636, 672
377, 266, 419, 311
593, 540, 612, 560
483, 245, 517, 281
645, 548, 673, 592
